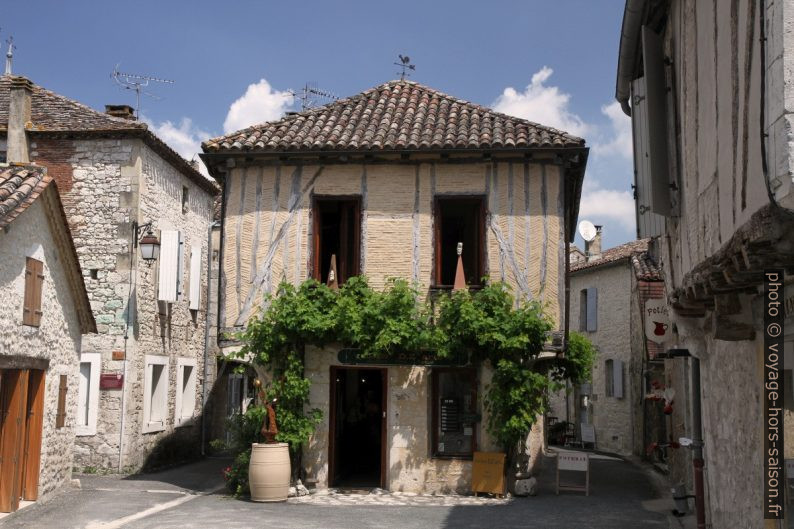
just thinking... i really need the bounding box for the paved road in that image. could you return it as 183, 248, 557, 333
2, 454, 674, 529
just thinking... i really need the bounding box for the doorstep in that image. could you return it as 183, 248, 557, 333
0, 500, 35, 521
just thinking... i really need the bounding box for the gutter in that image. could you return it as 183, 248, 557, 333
615, 0, 648, 116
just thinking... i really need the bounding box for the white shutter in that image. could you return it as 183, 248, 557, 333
613, 360, 624, 399
189, 244, 202, 310
177, 232, 185, 300
158, 230, 179, 302
586, 287, 598, 332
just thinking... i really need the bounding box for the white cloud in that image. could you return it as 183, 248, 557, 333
223, 79, 293, 134
492, 66, 589, 138
143, 116, 211, 176
578, 186, 636, 233
593, 101, 633, 159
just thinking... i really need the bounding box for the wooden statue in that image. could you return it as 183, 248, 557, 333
453, 242, 467, 291
327, 253, 339, 290
254, 379, 279, 443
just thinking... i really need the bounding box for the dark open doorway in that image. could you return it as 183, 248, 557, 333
329, 367, 386, 489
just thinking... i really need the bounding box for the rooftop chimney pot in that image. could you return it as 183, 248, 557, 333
105, 104, 136, 120
585, 225, 603, 262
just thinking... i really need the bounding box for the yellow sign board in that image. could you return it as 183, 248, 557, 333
471, 451, 506, 496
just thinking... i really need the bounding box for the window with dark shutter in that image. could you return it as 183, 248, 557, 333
55, 375, 67, 428
23, 257, 44, 327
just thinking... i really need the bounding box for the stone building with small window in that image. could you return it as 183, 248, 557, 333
550, 236, 666, 461
202, 80, 588, 492
0, 75, 218, 471
0, 164, 96, 512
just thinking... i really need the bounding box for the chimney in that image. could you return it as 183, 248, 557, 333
105, 104, 136, 120
584, 225, 603, 262
7, 76, 32, 163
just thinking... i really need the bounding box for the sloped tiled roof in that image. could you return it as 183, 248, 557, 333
0, 164, 49, 228
570, 239, 650, 274
0, 76, 217, 194
203, 80, 586, 153
0, 164, 96, 333
631, 251, 663, 281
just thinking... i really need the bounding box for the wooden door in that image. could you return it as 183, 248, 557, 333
0, 370, 29, 513
22, 370, 44, 501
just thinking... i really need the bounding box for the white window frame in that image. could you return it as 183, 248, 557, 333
174, 357, 197, 427
143, 355, 169, 434
76, 352, 101, 436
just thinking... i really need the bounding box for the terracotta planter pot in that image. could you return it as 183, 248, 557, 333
248, 442, 290, 502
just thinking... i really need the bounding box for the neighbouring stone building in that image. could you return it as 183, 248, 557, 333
201, 80, 588, 493
0, 164, 95, 513
549, 235, 667, 463
616, 1, 794, 525
0, 75, 218, 472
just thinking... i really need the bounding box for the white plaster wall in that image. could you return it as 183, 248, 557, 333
0, 199, 83, 499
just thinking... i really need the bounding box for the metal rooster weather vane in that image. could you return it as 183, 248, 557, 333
394, 54, 416, 80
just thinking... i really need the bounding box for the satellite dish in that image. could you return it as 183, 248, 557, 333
578, 220, 597, 242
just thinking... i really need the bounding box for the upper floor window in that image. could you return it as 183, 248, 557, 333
312, 197, 361, 286
23, 257, 44, 327
579, 287, 597, 332
182, 186, 189, 214
433, 196, 485, 287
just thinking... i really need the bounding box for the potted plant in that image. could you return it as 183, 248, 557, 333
248, 380, 290, 502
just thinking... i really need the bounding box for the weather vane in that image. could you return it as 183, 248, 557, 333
394, 54, 415, 80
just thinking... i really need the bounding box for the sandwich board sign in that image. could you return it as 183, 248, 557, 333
472, 451, 506, 497
556, 451, 590, 496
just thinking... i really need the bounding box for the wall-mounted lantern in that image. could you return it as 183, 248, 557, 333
133, 221, 161, 264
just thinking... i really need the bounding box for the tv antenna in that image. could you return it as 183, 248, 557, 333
394, 54, 415, 80
287, 82, 338, 111
111, 65, 175, 119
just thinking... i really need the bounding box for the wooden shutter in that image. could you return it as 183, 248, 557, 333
641, 25, 672, 216
630, 77, 666, 238
158, 230, 179, 302
613, 360, 624, 399
55, 375, 67, 428
586, 287, 598, 332
22, 370, 44, 501
189, 244, 202, 310
23, 258, 44, 327
0, 370, 28, 513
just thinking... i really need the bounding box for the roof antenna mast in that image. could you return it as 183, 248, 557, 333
111, 65, 175, 119
287, 82, 338, 111
394, 54, 415, 80
5, 36, 14, 76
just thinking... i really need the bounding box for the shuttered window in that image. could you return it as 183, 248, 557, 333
158, 230, 182, 302
586, 287, 598, 332
23, 257, 44, 327
613, 360, 624, 399
55, 375, 67, 428
189, 245, 202, 311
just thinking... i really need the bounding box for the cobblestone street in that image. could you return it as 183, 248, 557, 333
0, 454, 680, 529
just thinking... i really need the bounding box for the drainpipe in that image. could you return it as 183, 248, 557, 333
201, 220, 220, 456
664, 348, 705, 529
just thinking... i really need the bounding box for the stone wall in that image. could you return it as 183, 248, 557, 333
302, 345, 538, 493
567, 261, 635, 456
0, 199, 83, 499
43, 137, 215, 471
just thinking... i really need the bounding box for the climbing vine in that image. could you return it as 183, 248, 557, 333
231, 276, 596, 491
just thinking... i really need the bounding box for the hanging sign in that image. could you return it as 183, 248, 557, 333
644, 298, 671, 344
337, 348, 467, 366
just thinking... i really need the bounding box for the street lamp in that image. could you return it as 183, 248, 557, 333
133, 221, 160, 264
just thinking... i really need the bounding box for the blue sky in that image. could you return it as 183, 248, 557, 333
4, 0, 634, 248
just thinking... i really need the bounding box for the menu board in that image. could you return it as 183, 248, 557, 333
440, 398, 461, 433
472, 451, 506, 496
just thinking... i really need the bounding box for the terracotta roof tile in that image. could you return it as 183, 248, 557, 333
0, 164, 49, 228
0, 75, 218, 195
631, 251, 663, 281
570, 239, 651, 273
203, 80, 586, 154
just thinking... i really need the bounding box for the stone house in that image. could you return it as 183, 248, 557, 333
549, 236, 666, 462
616, 1, 794, 525
201, 80, 588, 493
0, 75, 218, 471
0, 164, 95, 513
